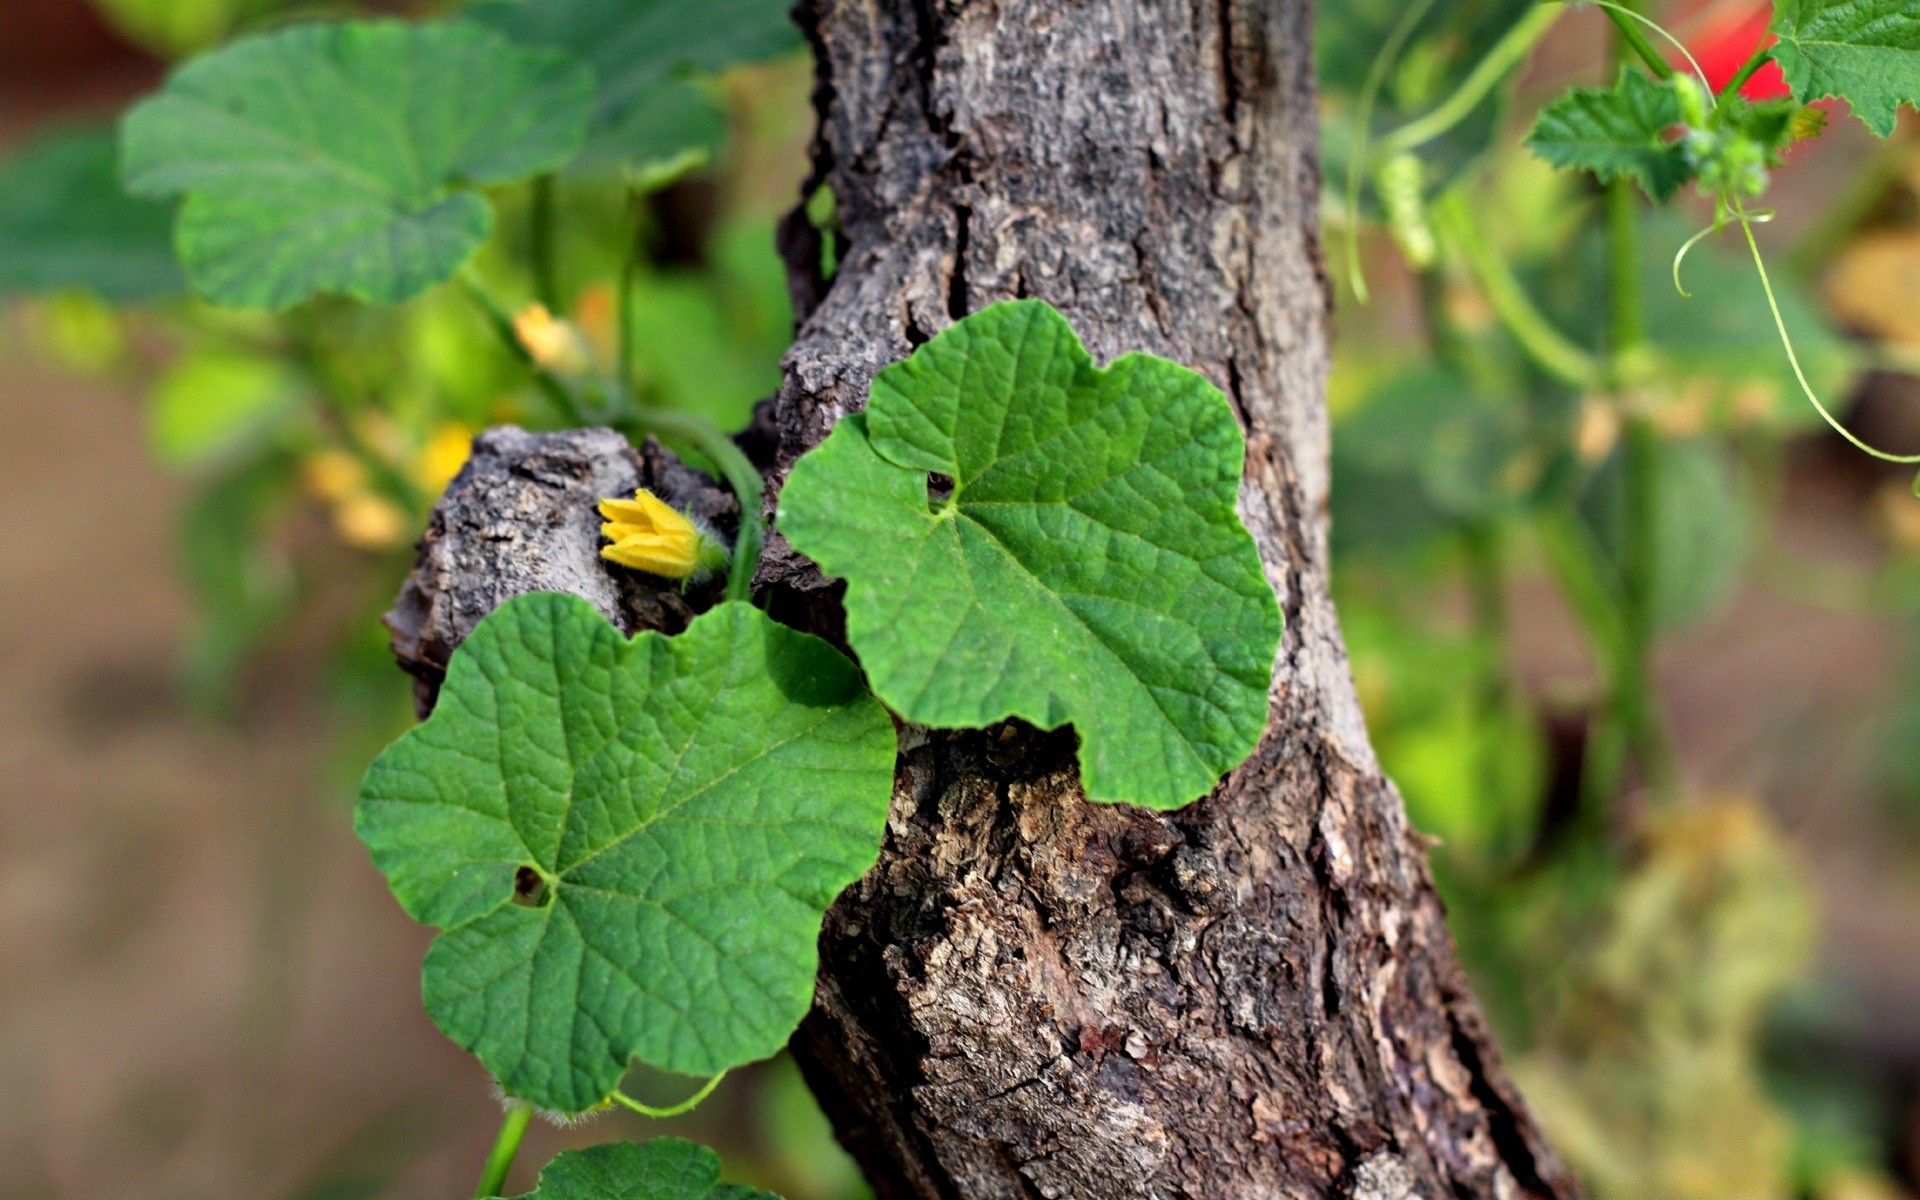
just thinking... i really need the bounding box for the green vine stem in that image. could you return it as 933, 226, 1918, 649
1341, 0, 1444, 303
473, 1102, 534, 1198
1602, 0, 1678, 805
621, 407, 767, 602
608, 1070, 728, 1120
618, 186, 641, 395
1718, 43, 1772, 103
455, 267, 585, 423
1374, 3, 1563, 162
531, 175, 559, 312
1432, 191, 1604, 389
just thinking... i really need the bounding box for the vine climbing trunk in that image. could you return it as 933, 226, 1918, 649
391, 0, 1580, 1195
757, 1, 1578, 1197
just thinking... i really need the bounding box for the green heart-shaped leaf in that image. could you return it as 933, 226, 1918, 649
467, 0, 799, 177
777, 300, 1281, 811
120, 19, 595, 309
1772, 0, 1920, 137
355, 594, 895, 1113
515, 1141, 778, 1200
0, 127, 183, 302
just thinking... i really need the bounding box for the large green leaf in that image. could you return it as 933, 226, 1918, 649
355, 594, 895, 1113
1772, 0, 1920, 137
515, 1141, 777, 1200
1526, 70, 1692, 203
120, 19, 595, 309
467, 0, 800, 175
778, 301, 1280, 811
0, 128, 183, 302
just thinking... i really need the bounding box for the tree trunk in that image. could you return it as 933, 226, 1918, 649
390, 0, 1580, 1195
762, 1, 1577, 1197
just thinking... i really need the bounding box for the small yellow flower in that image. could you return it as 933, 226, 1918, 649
334, 492, 410, 551
414, 422, 474, 495
513, 303, 592, 374
598, 489, 728, 583
302, 448, 367, 504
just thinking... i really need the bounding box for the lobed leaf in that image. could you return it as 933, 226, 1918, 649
513, 1141, 778, 1200
1771, 0, 1920, 137
120, 19, 595, 309
777, 300, 1281, 812
1526, 70, 1693, 202
355, 594, 895, 1113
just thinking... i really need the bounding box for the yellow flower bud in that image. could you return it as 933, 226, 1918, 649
513, 303, 592, 374
598, 489, 728, 583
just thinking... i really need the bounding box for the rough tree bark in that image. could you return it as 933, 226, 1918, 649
389, 0, 1580, 1196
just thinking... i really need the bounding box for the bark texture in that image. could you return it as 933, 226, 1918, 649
389, 0, 1579, 1195
764, 2, 1577, 1197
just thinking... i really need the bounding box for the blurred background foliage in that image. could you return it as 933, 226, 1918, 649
2, 0, 1920, 1198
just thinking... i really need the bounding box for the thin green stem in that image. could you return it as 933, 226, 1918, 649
609, 1071, 727, 1120
621, 408, 766, 603
1375, 3, 1563, 161
1734, 203, 1920, 465
531, 175, 559, 312
1601, 0, 1677, 806
1598, 6, 1674, 80
1342, 0, 1444, 303
1586, 0, 1707, 85
618, 188, 641, 392
1434, 192, 1604, 389
457, 267, 585, 423
1718, 44, 1772, 103
473, 1103, 534, 1199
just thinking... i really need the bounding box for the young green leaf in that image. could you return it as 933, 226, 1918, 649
0, 128, 182, 302
120, 20, 595, 309
513, 1141, 778, 1200
467, 0, 800, 176
355, 594, 895, 1114
1771, 0, 1920, 137
777, 300, 1281, 812
1526, 70, 1692, 203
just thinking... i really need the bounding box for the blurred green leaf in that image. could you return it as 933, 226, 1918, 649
176, 454, 297, 707
1581, 437, 1751, 630
0, 127, 182, 302
148, 348, 305, 469
120, 20, 596, 309
1332, 366, 1548, 559
467, 0, 800, 176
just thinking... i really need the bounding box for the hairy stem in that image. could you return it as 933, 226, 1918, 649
621, 407, 765, 602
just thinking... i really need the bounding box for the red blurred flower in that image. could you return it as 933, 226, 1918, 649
1678, 2, 1789, 99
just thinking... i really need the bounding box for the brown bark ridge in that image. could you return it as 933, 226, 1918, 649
389, 0, 1580, 1196
763, 1, 1578, 1197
